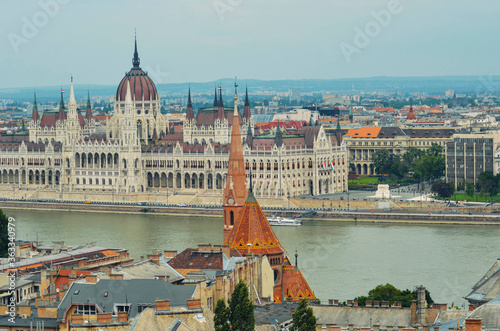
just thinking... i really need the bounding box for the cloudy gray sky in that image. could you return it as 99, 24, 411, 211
1, 0, 498, 88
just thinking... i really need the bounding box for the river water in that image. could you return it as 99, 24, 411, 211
8, 208, 500, 307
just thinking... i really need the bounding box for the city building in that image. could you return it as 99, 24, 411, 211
343, 127, 455, 175
445, 132, 500, 186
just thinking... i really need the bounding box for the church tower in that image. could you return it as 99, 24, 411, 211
222, 84, 248, 241
66, 77, 81, 145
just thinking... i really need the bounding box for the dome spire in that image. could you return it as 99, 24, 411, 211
132, 30, 140, 68
32, 91, 39, 122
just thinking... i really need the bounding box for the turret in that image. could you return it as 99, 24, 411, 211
246, 122, 253, 147
348, 104, 353, 123
32, 92, 39, 122
186, 87, 194, 121
58, 89, 66, 121
243, 87, 251, 120
217, 86, 225, 121
86, 90, 93, 121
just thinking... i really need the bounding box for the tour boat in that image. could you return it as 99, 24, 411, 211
267, 216, 302, 227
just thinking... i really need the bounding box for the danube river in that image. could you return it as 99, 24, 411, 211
9, 208, 500, 307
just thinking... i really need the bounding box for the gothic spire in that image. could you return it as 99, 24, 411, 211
243, 87, 251, 120
213, 86, 218, 108
132, 31, 140, 69
58, 89, 66, 121
32, 91, 39, 122
86, 90, 92, 120
186, 87, 194, 121
187, 87, 192, 108
244, 87, 249, 107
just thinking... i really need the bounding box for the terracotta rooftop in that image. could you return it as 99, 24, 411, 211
344, 127, 382, 138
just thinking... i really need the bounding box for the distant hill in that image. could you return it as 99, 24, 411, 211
1, 76, 499, 102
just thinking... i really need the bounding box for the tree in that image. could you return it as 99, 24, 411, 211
477, 171, 498, 199
0, 210, 8, 258
290, 299, 317, 331
214, 299, 230, 331
228, 281, 255, 331
465, 181, 475, 199
354, 283, 434, 308
431, 181, 454, 198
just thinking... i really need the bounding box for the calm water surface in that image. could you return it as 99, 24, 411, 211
9, 208, 500, 307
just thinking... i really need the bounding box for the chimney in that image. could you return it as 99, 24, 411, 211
40, 270, 48, 298
85, 275, 98, 284
155, 300, 170, 311
465, 319, 481, 331
417, 286, 427, 325
163, 250, 177, 258
411, 300, 417, 325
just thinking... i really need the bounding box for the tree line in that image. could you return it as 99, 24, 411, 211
372, 144, 445, 182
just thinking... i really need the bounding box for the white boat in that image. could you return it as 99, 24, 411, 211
267, 216, 301, 227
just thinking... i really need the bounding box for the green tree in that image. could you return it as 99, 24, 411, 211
353, 284, 434, 308
228, 281, 255, 331
431, 181, 454, 198
0, 210, 8, 258
427, 143, 443, 157
214, 299, 230, 331
372, 149, 400, 177
290, 299, 317, 331
465, 181, 475, 199
477, 171, 498, 200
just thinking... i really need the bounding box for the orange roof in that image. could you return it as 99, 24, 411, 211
343, 127, 381, 138
100, 249, 118, 257
225, 192, 285, 256
281, 257, 315, 302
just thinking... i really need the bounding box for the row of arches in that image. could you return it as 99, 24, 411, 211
0, 169, 61, 185
146, 172, 227, 190
355, 163, 375, 175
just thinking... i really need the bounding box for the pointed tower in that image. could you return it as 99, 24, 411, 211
349, 104, 354, 123
223, 84, 248, 241
407, 99, 416, 120
85, 90, 93, 121
336, 111, 343, 145
132, 32, 141, 69
66, 77, 81, 144
217, 86, 225, 121
121, 80, 138, 146
32, 92, 39, 122
213, 86, 218, 108
275, 120, 283, 148
30, 92, 40, 143
246, 122, 253, 147
186, 87, 194, 121
58, 90, 66, 121
243, 87, 251, 120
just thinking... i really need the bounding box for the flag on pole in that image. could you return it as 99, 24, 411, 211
61, 89, 65, 93
330, 161, 335, 170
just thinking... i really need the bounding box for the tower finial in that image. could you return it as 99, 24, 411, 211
214, 85, 218, 108
234, 77, 238, 95
132, 31, 140, 68
187, 85, 192, 108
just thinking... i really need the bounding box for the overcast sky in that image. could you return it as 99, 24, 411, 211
1, 0, 498, 89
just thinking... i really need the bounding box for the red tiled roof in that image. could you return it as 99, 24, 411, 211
167, 248, 224, 273
344, 127, 381, 138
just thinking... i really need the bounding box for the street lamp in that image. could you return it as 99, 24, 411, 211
347, 190, 350, 211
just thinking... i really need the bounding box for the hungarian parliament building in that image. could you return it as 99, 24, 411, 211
0, 40, 348, 198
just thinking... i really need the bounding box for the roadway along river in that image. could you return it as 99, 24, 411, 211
9, 208, 500, 307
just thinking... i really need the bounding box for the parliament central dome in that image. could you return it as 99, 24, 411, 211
116, 38, 158, 102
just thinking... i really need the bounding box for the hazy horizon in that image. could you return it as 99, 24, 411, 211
2, 0, 499, 89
